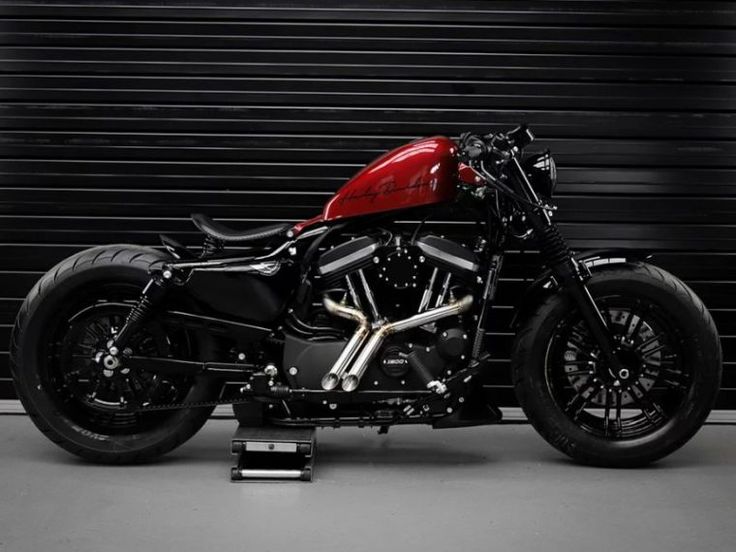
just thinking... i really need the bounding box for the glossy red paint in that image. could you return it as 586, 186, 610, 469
323, 136, 459, 221
458, 163, 483, 186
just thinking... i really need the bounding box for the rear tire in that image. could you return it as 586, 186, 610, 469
512, 262, 721, 467
10, 245, 218, 464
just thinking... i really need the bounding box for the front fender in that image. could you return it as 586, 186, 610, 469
509, 248, 651, 329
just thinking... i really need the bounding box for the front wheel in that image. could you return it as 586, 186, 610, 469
512, 263, 721, 467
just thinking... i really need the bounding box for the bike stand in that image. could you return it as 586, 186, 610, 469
230, 425, 316, 482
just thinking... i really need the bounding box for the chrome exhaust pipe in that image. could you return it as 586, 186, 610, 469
321, 296, 371, 390
341, 294, 474, 392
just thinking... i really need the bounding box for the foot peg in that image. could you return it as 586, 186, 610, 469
230, 425, 316, 482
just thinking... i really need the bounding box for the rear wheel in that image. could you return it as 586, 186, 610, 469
10, 245, 218, 463
512, 263, 721, 467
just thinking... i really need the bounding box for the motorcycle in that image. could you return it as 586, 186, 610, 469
10, 125, 722, 467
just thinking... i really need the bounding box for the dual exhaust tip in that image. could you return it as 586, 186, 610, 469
320, 294, 474, 392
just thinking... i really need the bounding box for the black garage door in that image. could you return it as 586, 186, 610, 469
1, 1, 735, 408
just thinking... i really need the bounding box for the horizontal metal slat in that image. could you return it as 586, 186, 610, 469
3, 48, 735, 81
4, 103, 736, 139
1, 1, 734, 27
3, 80, 733, 110
2, 21, 735, 56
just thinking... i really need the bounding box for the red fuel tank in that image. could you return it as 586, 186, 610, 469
321, 136, 459, 222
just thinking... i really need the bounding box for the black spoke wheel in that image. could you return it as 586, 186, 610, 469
46, 286, 195, 435
513, 263, 721, 467
10, 245, 219, 463
547, 297, 689, 440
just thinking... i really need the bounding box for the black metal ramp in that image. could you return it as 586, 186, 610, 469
230, 426, 316, 482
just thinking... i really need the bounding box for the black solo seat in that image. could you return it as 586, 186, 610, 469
191, 213, 292, 244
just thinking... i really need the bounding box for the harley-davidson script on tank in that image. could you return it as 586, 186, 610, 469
321, 136, 459, 221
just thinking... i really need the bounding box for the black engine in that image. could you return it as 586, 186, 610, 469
280, 231, 480, 394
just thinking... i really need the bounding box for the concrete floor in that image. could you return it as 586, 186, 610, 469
1, 417, 735, 552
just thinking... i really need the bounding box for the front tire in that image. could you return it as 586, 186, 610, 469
512, 262, 721, 467
10, 245, 218, 464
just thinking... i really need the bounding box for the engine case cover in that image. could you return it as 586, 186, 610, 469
283, 334, 347, 390
380, 345, 411, 377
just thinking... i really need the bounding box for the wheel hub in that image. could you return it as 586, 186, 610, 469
609, 336, 640, 381
102, 354, 119, 370
565, 308, 661, 408
95, 341, 128, 378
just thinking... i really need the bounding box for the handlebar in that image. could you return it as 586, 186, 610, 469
458, 124, 535, 167
457, 124, 555, 213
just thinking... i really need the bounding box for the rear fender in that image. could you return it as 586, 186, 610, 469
509, 249, 650, 329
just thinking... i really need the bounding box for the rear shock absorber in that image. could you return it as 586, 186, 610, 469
110, 270, 173, 349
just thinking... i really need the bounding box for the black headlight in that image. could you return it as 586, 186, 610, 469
523, 151, 557, 198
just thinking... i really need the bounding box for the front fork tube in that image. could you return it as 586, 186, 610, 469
508, 157, 622, 370
554, 263, 624, 373
525, 212, 623, 372
108, 270, 173, 351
